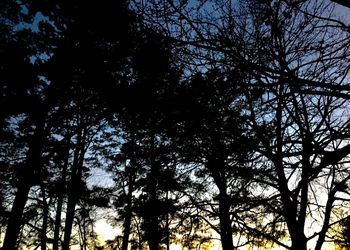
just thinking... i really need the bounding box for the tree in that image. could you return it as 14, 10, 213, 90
171, 69, 255, 250
135, 0, 350, 249
5, 0, 350, 249
0, 1, 64, 248
115, 32, 183, 250
1, 0, 139, 248
0, 2, 43, 245
240, 2, 350, 249
61, 91, 106, 250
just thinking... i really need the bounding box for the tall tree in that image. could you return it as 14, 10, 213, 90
119, 34, 182, 250
172, 69, 254, 250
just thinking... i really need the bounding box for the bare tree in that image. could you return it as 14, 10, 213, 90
134, 0, 350, 249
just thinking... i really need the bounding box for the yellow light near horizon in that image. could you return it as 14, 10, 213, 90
95, 219, 121, 242
94, 219, 221, 250
94, 221, 339, 250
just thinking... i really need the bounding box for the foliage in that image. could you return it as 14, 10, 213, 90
3, 0, 350, 250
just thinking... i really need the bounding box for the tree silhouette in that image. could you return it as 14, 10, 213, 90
135, 0, 350, 249
3, 0, 350, 249
172, 69, 255, 249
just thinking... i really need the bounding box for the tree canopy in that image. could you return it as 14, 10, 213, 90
2, 0, 350, 250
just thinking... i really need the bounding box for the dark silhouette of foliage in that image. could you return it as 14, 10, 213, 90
3, 0, 350, 250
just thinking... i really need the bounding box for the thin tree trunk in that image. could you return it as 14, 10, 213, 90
122, 130, 136, 250
121, 174, 134, 250
315, 184, 338, 250
62, 161, 84, 250
82, 204, 88, 250
53, 135, 70, 250
40, 184, 48, 250
61, 162, 83, 250
62, 129, 86, 250
165, 191, 170, 250
147, 132, 161, 250
52, 172, 66, 250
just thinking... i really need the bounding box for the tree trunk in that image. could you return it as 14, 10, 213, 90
122, 131, 137, 250
40, 184, 48, 250
2, 183, 31, 250
290, 232, 307, 250
147, 209, 160, 250
53, 189, 64, 250
147, 133, 161, 250
62, 162, 84, 250
315, 187, 337, 250
207, 153, 235, 250
218, 191, 235, 250
61, 161, 83, 250
121, 173, 135, 250
147, 182, 161, 250
53, 135, 70, 250
82, 204, 88, 250
2, 114, 46, 250
165, 191, 170, 250
62, 129, 86, 250
274, 95, 306, 250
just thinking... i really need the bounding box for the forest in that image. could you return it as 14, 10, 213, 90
2, 0, 350, 249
